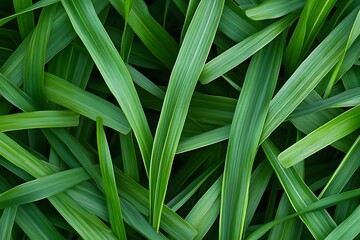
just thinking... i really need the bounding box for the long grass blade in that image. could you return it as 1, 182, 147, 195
96, 117, 126, 239
186, 176, 222, 240
247, 187, 360, 239
199, 13, 296, 84
0, 0, 59, 28
149, 0, 224, 230
108, 0, 179, 69
0, 168, 89, 208
262, 139, 337, 239
325, 205, 360, 239
220, 34, 284, 239
0, 110, 79, 132
0, 206, 17, 240
44, 73, 131, 134
261, 7, 360, 142
246, 0, 304, 20
278, 105, 360, 167
284, 0, 337, 72
320, 135, 360, 198
16, 203, 65, 239
61, 0, 153, 173
120, 131, 140, 182
23, 3, 57, 106
13, 0, 35, 39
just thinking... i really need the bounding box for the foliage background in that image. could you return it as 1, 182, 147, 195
0, 0, 360, 239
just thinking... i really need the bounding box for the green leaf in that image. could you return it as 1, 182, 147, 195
343, 66, 360, 90
1, 0, 109, 87
278, 105, 360, 168
48, 193, 117, 240
261, 7, 360, 143
23, 3, 57, 106
262, 139, 337, 239
61, 0, 153, 174
0, 0, 59, 28
289, 91, 355, 154
96, 117, 126, 239
126, 64, 165, 100
115, 169, 198, 240
0, 73, 35, 112
320, 136, 360, 198
199, 13, 296, 84
245, 160, 273, 228
247, 187, 360, 239
284, 0, 338, 72
0, 168, 89, 208
186, 176, 221, 240
13, 0, 35, 39
325, 206, 360, 239
120, 198, 167, 240
180, 0, 200, 42
218, 1, 263, 43
246, 0, 305, 20
120, 131, 140, 182
44, 73, 131, 134
0, 110, 79, 132
289, 87, 360, 119
323, 10, 360, 98
220, 33, 284, 239
47, 43, 95, 89
108, 0, 179, 69
177, 125, 230, 154
16, 203, 65, 240
149, 0, 224, 230
121, 0, 135, 62
0, 206, 17, 240
167, 162, 221, 211
0, 132, 117, 239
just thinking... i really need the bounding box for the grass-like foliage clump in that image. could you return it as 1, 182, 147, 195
0, 0, 360, 239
